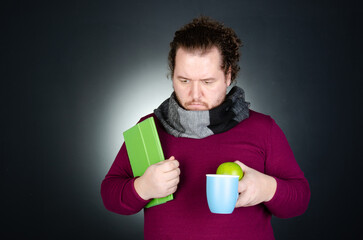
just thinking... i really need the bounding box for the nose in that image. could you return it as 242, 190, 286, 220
190, 81, 201, 100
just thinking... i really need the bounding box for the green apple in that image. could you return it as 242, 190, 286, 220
216, 162, 244, 180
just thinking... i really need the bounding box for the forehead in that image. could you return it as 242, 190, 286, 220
174, 47, 225, 80
174, 46, 223, 72
176, 46, 222, 60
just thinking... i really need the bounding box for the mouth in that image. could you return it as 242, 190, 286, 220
185, 102, 208, 110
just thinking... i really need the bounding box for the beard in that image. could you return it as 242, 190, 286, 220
184, 101, 209, 110
174, 93, 226, 111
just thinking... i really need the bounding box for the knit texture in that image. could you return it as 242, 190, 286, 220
101, 110, 310, 240
154, 86, 250, 138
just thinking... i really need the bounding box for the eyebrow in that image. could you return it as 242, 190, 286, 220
200, 78, 216, 81
176, 75, 216, 81
176, 75, 189, 80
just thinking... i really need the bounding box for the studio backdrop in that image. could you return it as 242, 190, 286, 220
2, 0, 361, 239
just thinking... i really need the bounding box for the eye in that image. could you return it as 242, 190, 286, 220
180, 79, 189, 83
203, 80, 213, 84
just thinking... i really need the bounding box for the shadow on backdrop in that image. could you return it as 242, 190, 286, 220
2, 0, 361, 239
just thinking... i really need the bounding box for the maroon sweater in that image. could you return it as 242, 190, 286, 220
101, 110, 310, 240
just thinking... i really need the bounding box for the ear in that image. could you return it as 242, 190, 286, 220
226, 67, 232, 86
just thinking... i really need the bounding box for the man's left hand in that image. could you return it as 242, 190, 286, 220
234, 160, 277, 208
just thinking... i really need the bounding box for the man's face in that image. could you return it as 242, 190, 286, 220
172, 46, 231, 111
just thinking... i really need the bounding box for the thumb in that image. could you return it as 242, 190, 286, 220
155, 156, 175, 166
234, 160, 249, 173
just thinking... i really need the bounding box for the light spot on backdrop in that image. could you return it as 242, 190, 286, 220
98, 62, 264, 172
97, 55, 269, 171
99, 60, 173, 171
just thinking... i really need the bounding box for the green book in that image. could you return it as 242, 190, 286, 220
123, 117, 173, 208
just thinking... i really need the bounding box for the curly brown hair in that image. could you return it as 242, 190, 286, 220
168, 16, 242, 82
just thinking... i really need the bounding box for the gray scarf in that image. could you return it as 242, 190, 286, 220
154, 86, 250, 139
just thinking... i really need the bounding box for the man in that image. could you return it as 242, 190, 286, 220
101, 16, 310, 240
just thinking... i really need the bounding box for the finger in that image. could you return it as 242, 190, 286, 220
160, 160, 179, 172
237, 181, 247, 193
235, 196, 245, 208
172, 159, 179, 168
157, 156, 175, 165
166, 185, 178, 195
167, 177, 180, 188
236, 200, 249, 208
234, 160, 246, 169
234, 160, 249, 173
235, 193, 250, 208
164, 168, 180, 180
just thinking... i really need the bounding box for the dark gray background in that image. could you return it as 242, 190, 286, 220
2, 0, 362, 239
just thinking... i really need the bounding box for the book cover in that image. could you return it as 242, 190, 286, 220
123, 117, 173, 208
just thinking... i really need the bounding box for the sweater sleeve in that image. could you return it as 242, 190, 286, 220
101, 143, 150, 215
263, 118, 311, 218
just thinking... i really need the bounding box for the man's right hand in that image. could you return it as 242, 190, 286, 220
134, 156, 180, 200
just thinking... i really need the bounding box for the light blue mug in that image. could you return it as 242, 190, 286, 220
206, 174, 239, 214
